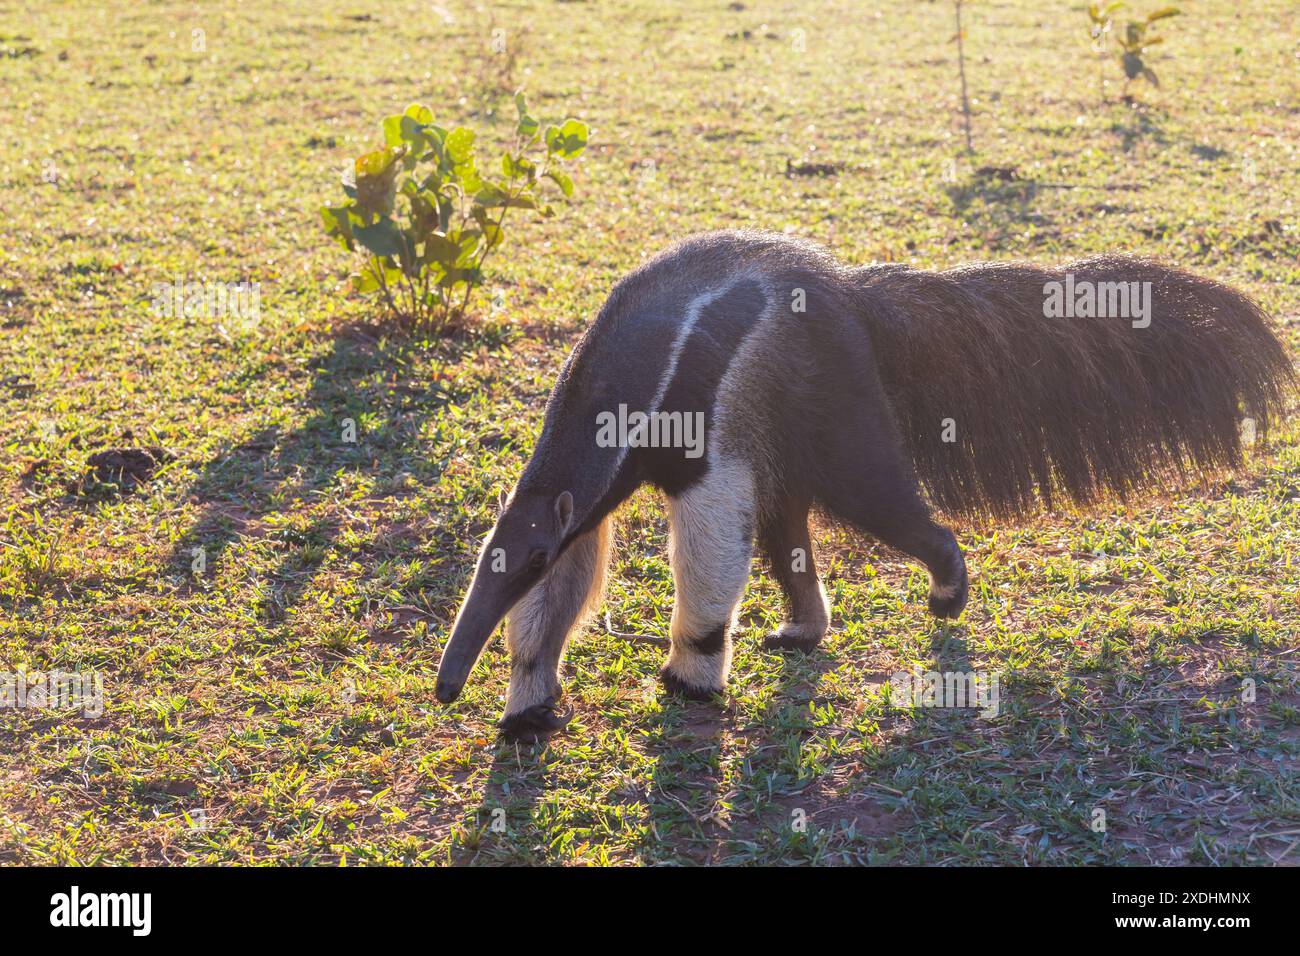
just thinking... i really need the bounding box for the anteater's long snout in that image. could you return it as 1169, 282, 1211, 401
434, 665, 469, 704
435, 564, 522, 704
434, 598, 498, 703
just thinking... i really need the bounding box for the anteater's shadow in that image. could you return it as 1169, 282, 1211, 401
636, 690, 731, 864
630, 637, 839, 863
926, 620, 973, 671
468, 624, 958, 863
469, 733, 559, 863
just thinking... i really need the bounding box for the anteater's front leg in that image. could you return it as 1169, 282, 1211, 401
499, 517, 612, 741
759, 494, 830, 650
661, 458, 755, 699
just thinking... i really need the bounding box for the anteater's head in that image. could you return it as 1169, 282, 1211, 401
434, 487, 575, 704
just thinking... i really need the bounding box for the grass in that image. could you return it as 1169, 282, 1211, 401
0, 0, 1298, 865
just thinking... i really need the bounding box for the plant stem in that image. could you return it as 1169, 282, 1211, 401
459, 153, 521, 322
955, 0, 973, 154
371, 258, 402, 321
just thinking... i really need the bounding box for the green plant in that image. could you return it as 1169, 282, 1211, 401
1117, 6, 1180, 90
320, 95, 588, 331
1085, 2, 1122, 101
1087, 4, 1180, 97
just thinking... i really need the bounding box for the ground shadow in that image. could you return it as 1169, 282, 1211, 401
636, 688, 731, 864
1108, 100, 1170, 153
167, 323, 476, 615
944, 166, 1050, 237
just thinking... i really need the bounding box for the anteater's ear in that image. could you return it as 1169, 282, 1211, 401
497, 488, 508, 514
554, 490, 574, 535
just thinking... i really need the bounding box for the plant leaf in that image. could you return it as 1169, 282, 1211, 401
545, 119, 589, 160
382, 115, 404, 147
422, 232, 461, 265
354, 217, 405, 257
445, 127, 476, 164
404, 103, 434, 125
545, 169, 574, 197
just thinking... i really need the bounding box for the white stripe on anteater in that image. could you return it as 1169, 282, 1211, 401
591, 272, 771, 515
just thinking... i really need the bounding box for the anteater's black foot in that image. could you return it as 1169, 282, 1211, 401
928, 577, 968, 619
658, 665, 722, 701
498, 698, 573, 744
762, 623, 825, 652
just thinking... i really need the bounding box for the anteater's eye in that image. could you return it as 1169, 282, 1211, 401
528, 550, 547, 571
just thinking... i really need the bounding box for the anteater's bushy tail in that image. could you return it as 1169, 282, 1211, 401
855, 256, 1296, 521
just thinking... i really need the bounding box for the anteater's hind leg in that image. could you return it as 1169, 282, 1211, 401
661, 457, 755, 699
822, 423, 967, 619
499, 517, 613, 741
864, 500, 967, 619
758, 494, 830, 650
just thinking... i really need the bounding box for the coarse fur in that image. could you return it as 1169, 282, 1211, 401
435, 230, 1295, 740
858, 255, 1295, 519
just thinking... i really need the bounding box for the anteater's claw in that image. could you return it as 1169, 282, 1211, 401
498, 698, 573, 743
928, 580, 969, 619
658, 666, 722, 701
762, 626, 824, 652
